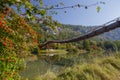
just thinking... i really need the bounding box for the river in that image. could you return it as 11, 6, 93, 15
20, 50, 90, 80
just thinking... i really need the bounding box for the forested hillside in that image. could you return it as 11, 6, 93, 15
61, 24, 120, 40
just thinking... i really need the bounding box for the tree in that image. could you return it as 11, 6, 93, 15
0, 0, 109, 79
104, 41, 118, 52
114, 41, 120, 51
0, 0, 45, 79
82, 40, 90, 50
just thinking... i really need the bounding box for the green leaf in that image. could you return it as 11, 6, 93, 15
39, 10, 46, 16
97, 6, 101, 12
39, 0, 43, 7
50, 6, 54, 9
26, 14, 31, 19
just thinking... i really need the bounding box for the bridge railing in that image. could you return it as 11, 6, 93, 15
83, 17, 120, 36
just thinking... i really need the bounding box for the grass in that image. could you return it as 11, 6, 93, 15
56, 56, 120, 80
32, 55, 120, 80
39, 49, 67, 54
21, 51, 120, 80
34, 71, 57, 80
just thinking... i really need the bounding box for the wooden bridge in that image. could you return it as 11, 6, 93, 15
39, 17, 120, 48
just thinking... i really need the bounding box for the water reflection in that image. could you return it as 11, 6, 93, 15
20, 52, 67, 79
20, 51, 88, 80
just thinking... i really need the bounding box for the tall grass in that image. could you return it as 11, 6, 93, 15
56, 56, 120, 80
24, 52, 120, 80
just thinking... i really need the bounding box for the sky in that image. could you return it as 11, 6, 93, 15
42, 0, 120, 26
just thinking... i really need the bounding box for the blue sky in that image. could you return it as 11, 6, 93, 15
43, 0, 120, 26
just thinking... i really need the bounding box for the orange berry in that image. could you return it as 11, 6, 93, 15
3, 42, 7, 46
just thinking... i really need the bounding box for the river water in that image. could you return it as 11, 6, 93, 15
20, 51, 92, 80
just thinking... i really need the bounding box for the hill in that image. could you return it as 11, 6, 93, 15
61, 24, 120, 40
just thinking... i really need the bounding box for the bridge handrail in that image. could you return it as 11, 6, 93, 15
83, 17, 120, 35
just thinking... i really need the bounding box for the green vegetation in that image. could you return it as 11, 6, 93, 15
56, 56, 120, 80
22, 52, 120, 80
62, 24, 120, 40
39, 49, 67, 54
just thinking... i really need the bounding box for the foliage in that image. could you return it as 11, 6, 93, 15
62, 24, 120, 40
0, 14, 21, 79
0, 9, 39, 80
56, 56, 120, 80
114, 41, 120, 51
104, 41, 118, 52
82, 40, 90, 51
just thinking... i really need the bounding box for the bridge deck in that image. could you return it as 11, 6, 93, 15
39, 17, 120, 48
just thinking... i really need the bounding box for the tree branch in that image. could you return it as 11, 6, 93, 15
40, 1, 105, 10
